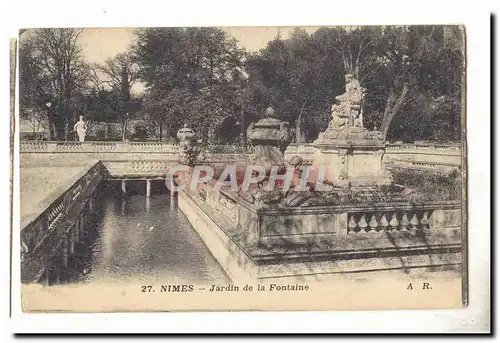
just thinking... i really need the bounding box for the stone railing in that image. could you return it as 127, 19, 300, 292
344, 201, 461, 236
385, 141, 462, 172
20, 141, 179, 153
20, 161, 106, 277
101, 159, 175, 177
386, 160, 461, 172
284, 142, 462, 171
233, 195, 461, 246
385, 141, 461, 151
20, 141, 462, 173
201, 144, 255, 154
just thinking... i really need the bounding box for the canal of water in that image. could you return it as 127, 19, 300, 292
65, 181, 229, 285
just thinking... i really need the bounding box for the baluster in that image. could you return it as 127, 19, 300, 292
400, 212, 410, 231
420, 211, 430, 230
379, 214, 389, 231
348, 214, 358, 233
358, 214, 368, 232
368, 214, 379, 232
410, 212, 420, 230
389, 213, 399, 230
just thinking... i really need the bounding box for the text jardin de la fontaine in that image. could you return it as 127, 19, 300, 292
141, 284, 310, 293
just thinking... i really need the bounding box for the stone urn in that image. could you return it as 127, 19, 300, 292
246, 107, 292, 174
177, 124, 199, 167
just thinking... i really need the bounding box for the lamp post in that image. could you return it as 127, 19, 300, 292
45, 102, 52, 141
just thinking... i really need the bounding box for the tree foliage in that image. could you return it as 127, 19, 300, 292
245, 25, 463, 142
19, 26, 464, 143
133, 27, 247, 143
19, 28, 89, 139
92, 52, 140, 140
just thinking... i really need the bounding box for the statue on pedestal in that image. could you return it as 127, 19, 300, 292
318, 74, 383, 142
313, 74, 392, 188
73, 115, 88, 142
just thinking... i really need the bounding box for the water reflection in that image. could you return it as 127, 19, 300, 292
70, 191, 228, 285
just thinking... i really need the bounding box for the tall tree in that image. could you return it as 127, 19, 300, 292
95, 52, 139, 141
133, 27, 246, 142
245, 29, 345, 142
19, 29, 88, 139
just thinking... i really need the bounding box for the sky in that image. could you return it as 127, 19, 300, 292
78, 26, 320, 63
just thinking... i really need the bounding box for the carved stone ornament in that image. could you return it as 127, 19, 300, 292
316, 74, 384, 143
177, 124, 199, 166
246, 107, 292, 170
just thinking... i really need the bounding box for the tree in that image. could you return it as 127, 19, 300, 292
245, 29, 345, 142
133, 27, 246, 142
314, 26, 381, 80
95, 52, 139, 141
19, 39, 48, 138
365, 26, 464, 140
19, 29, 88, 140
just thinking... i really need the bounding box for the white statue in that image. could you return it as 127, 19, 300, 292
74, 115, 88, 142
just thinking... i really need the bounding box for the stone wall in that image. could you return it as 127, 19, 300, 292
177, 178, 462, 281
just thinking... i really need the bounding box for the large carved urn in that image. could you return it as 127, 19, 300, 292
177, 124, 199, 167
247, 107, 292, 174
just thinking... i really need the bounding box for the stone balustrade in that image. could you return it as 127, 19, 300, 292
180, 174, 462, 247
21, 161, 107, 283
235, 198, 461, 246
384, 142, 461, 172
21, 140, 461, 155
345, 201, 461, 236
20, 141, 462, 174
20, 141, 180, 153
201, 144, 255, 154
101, 159, 174, 177
284, 142, 461, 171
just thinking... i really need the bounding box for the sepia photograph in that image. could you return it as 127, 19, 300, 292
14, 24, 470, 314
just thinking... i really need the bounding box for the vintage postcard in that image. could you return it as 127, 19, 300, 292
15, 25, 469, 315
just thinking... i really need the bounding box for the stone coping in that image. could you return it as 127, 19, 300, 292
251, 243, 462, 265
217, 187, 461, 215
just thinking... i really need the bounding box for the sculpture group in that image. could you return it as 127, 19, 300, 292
318, 74, 384, 142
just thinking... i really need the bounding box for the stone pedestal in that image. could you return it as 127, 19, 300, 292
313, 139, 392, 188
